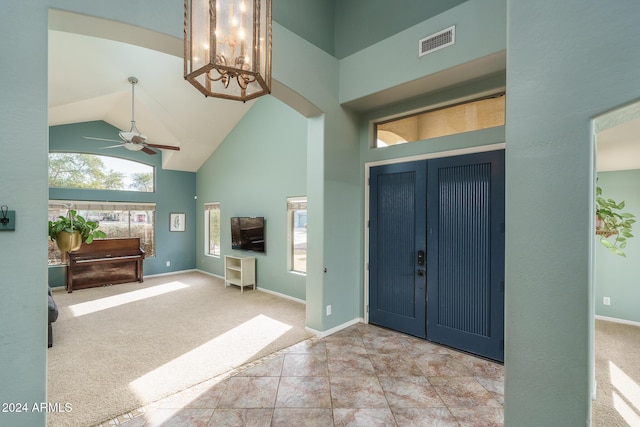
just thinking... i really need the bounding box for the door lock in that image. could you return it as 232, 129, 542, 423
416, 268, 424, 276
417, 250, 425, 266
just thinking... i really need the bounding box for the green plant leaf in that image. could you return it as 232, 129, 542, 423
613, 248, 626, 257
600, 238, 614, 248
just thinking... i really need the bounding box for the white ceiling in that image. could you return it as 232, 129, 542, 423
597, 116, 640, 172
48, 30, 255, 172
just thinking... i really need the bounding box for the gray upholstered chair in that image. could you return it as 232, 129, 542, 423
48, 287, 59, 348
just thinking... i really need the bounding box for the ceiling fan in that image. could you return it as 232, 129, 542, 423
84, 76, 180, 155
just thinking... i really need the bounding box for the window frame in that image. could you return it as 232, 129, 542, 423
48, 200, 156, 265
48, 152, 155, 192
374, 92, 506, 148
287, 196, 307, 275
204, 202, 221, 258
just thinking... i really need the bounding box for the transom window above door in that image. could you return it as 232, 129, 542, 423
374, 93, 505, 148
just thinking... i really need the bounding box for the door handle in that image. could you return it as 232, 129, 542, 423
417, 250, 425, 276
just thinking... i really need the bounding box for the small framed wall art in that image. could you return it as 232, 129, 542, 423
170, 212, 186, 232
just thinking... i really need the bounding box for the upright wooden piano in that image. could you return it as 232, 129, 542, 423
66, 238, 145, 293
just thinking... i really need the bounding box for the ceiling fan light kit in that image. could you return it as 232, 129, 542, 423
184, 0, 272, 102
84, 77, 180, 155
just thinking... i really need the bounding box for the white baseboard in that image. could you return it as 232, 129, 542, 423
257, 287, 305, 305
306, 317, 364, 338
195, 269, 225, 281
196, 269, 305, 304
595, 315, 640, 327
144, 269, 199, 279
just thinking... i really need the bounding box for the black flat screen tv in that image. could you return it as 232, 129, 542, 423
231, 217, 265, 253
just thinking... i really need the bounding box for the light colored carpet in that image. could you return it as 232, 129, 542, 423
47, 271, 312, 427
592, 319, 640, 426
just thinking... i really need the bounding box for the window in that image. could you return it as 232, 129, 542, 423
287, 197, 307, 274
205, 202, 221, 257
49, 153, 154, 192
48, 201, 156, 265
375, 93, 505, 147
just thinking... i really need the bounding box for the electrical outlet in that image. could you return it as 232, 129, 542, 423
326, 305, 331, 316
603, 297, 611, 306
166, 261, 171, 267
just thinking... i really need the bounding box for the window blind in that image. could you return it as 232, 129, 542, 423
49, 200, 156, 211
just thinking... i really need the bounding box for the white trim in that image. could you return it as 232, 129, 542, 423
196, 268, 306, 304
144, 269, 199, 279
595, 315, 640, 328
257, 287, 306, 305
367, 143, 505, 168
305, 317, 363, 338
204, 202, 221, 258
195, 268, 225, 281
49, 200, 156, 209
363, 143, 505, 325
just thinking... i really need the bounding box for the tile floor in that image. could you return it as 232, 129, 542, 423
105, 323, 504, 427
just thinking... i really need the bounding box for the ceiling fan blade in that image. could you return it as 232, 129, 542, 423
100, 144, 125, 149
145, 143, 180, 151
141, 147, 157, 155
84, 136, 122, 143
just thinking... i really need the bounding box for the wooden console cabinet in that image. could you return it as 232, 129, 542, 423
224, 255, 255, 293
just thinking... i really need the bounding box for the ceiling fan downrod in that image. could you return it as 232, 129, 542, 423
128, 76, 139, 134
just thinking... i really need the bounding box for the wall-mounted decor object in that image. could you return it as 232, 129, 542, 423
0, 205, 15, 231
170, 212, 186, 232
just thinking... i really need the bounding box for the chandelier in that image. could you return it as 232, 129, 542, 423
184, 0, 272, 101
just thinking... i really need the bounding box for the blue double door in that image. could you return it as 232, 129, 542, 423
369, 150, 505, 361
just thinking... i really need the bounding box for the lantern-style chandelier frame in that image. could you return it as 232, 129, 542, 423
184, 0, 272, 101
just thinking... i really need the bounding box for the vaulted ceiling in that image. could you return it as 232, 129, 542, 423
48, 28, 255, 172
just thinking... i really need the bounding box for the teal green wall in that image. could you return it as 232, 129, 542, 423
0, 5, 49, 425
339, 0, 506, 105
271, 23, 362, 332
273, 0, 335, 56
0, 3, 182, 425
505, 1, 640, 425
334, 0, 468, 59
595, 169, 640, 323
5, 1, 638, 426
272, 0, 468, 60
49, 121, 197, 282
196, 96, 307, 300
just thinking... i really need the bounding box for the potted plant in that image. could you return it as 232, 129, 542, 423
596, 185, 636, 257
48, 209, 107, 252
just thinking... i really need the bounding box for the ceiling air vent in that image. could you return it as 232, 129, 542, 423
419, 25, 455, 57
